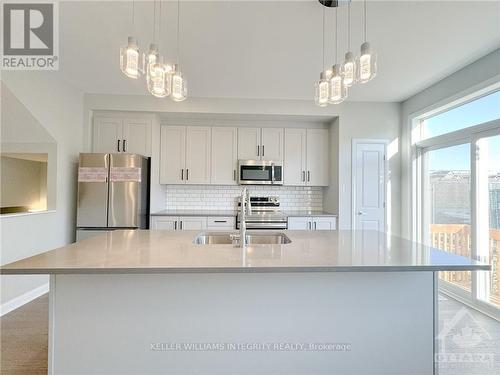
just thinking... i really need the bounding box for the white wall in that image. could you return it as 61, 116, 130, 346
0, 72, 83, 309
400, 48, 500, 239
84, 95, 402, 233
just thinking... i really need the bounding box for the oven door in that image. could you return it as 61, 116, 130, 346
238, 161, 282, 185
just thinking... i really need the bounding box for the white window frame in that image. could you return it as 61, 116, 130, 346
410, 84, 500, 320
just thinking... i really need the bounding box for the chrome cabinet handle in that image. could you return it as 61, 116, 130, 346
117, 139, 121, 152
357, 211, 366, 215
180, 221, 183, 230
186, 169, 189, 180
174, 221, 177, 230
123, 139, 126, 152
233, 170, 236, 181
302, 171, 305, 182
257, 145, 260, 156
262, 145, 265, 156
307, 171, 310, 182
314, 222, 317, 230
181, 169, 184, 180
214, 220, 227, 223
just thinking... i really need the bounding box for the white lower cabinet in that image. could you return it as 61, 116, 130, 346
287, 216, 337, 231
150, 216, 207, 231
150, 216, 178, 230
206, 216, 236, 231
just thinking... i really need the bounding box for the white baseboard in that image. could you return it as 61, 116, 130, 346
0, 283, 49, 317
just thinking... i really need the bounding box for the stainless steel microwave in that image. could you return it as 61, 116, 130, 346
238, 160, 283, 185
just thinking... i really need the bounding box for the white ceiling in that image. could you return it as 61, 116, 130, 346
58, 1, 500, 102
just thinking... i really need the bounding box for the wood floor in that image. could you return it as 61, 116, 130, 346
0, 293, 498, 374
1, 294, 48, 375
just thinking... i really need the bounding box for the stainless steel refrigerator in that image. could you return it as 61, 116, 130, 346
76, 153, 149, 241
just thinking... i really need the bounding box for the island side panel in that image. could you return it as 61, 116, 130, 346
50, 272, 434, 375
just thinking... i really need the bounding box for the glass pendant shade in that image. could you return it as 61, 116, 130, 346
171, 65, 187, 102
143, 43, 159, 76
328, 64, 347, 104
120, 37, 140, 79
315, 71, 329, 107
357, 42, 377, 83
147, 62, 171, 98
342, 51, 356, 87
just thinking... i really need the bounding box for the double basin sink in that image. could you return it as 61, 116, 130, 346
194, 231, 291, 245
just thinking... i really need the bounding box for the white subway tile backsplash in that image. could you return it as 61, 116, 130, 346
161, 185, 323, 211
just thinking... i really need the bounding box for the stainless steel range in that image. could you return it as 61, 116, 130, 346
236, 196, 287, 230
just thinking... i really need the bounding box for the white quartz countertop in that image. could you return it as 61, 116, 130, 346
0, 230, 489, 274
150, 210, 337, 217
150, 210, 237, 217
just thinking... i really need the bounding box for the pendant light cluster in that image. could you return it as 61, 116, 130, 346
120, 0, 187, 101
315, 0, 377, 107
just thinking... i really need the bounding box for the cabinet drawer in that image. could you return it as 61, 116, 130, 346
207, 216, 236, 228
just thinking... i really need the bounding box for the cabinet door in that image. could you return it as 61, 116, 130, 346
211, 127, 238, 185
313, 217, 337, 231
261, 128, 284, 162
93, 117, 123, 153
306, 129, 329, 186
150, 216, 178, 230
284, 128, 307, 185
160, 126, 186, 184
238, 128, 261, 160
287, 217, 312, 230
179, 216, 207, 230
185, 127, 211, 184
122, 119, 152, 156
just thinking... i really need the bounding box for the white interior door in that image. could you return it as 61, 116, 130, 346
353, 141, 386, 232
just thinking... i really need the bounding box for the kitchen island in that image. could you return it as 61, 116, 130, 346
0, 230, 489, 375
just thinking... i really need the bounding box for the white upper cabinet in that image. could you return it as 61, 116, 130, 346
185, 127, 211, 184
92, 115, 152, 156
93, 117, 123, 153
238, 127, 284, 161
211, 127, 238, 185
237, 127, 261, 160
160, 126, 211, 185
306, 129, 329, 186
284, 128, 329, 186
122, 119, 152, 156
160, 126, 186, 184
284, 128, 307, 185
261, 128, 284, 161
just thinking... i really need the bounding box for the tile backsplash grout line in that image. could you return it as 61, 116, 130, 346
162, 185, 323, 211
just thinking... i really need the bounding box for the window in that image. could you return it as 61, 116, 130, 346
420, 90, 500, 140
425, 144, 471, 292
414, 86, 500, 314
